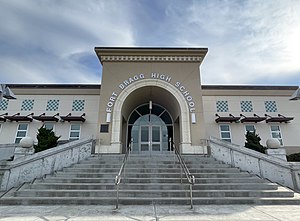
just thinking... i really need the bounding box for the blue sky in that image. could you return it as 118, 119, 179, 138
1, 0, 300, 85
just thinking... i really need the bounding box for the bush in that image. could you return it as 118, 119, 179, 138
287, 153, 300, 162
245, 131, 266, 154
34, 126, 60, 153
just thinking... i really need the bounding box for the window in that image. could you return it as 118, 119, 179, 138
15, 124, 28, 143
216, 101, 229, 112
0, 99, 9, 111
69, 124, 81, 140
245, 125, 255, 133
21, 99, 34, 111
219, 124, 231, 142
43, 123, 54, 131
270, 125, 283, 146
265, 101, 277, 112
72, 100, 85, 111
240, 101, 253, 112
46, 99, 59, 111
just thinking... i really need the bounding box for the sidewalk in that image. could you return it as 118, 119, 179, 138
1, 204, 300, 221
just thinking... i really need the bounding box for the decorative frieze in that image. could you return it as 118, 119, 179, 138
101, 55, 202, 62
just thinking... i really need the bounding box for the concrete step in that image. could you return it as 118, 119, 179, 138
72, 163, 231, 169
13, 189, 294, 198
62, 167, 241, 173
53, 172, 253, 178
1, 154, 299, 206
1, 196, 300, 205
28, 182, 279, 191
40, 177, 266, 184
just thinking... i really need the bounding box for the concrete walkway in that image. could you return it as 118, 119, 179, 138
0, 205, 300, 221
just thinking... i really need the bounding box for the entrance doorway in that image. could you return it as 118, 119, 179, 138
127, 103, 173, 154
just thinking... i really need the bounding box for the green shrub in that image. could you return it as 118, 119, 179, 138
245, 131, 266, 154
287, 153, 300, 162
34, 126, 60, 153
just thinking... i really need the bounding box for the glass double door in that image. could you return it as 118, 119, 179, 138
140, 125, 161, 152
130, 114, 168, 153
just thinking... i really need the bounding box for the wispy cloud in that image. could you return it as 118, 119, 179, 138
0, 0, 299, 85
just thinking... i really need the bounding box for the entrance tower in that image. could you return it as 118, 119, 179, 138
94, 47, 208, 154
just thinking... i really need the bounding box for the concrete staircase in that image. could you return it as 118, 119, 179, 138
0, 154, 299, 205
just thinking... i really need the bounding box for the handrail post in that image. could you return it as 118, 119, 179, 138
115, 139, 132, 209
171, 140, 195, 209
116, 178, 119, 209
180, 166, 183, 184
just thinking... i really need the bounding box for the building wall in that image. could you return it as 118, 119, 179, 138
202, 87, 300, 155
0, 86, 100, 144
1, 85, 299, 156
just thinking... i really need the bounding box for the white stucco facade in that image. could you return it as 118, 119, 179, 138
0, 47, 299, 156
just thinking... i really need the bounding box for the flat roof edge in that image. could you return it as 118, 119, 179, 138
201, 85, 299, 90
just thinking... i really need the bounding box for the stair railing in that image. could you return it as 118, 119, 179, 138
169, 138, 196, 209
115, 138, 133, 209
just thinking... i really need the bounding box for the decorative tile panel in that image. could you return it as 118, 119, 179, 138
46, 99, 59, 111
240, 101, 253, 112
216, 101, 229, 112
265, 101, 277, 112
21, 99, 34, 111
72, 100, 85, 111
0, 99, 8, 111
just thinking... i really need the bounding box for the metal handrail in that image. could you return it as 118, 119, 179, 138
169, 138, 195, 209
115, 138, 133, 209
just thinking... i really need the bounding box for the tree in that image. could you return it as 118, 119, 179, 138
34, 126, 60, 153
245, 131, 266, 154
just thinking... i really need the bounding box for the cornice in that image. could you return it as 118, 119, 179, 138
100, 55, 203, 62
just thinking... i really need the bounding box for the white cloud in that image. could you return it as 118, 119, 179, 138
0, 0, 299, 85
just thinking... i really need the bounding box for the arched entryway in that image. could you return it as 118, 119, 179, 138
128, 103, 173, 154
111, 79, 192, 154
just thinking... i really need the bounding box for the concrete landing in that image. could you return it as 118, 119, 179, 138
1, 204, 300, 220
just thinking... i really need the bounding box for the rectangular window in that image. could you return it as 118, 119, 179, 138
69, 124, 81, 140
43, 123, 54, 131
245, 125, 256, 133
270, 125, 283, 146
219, 124, 231, 142
15, 123, 28, 144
